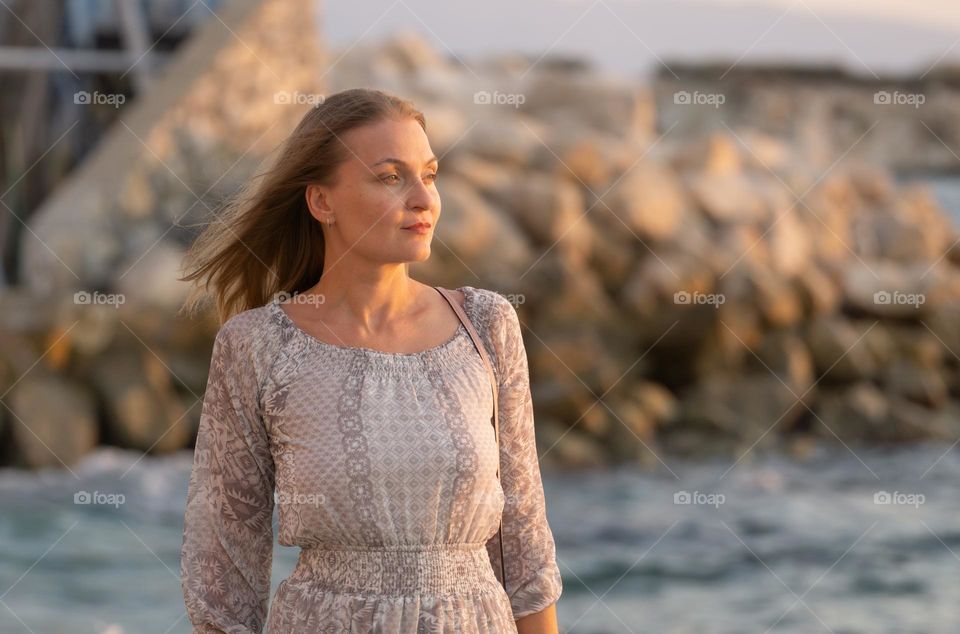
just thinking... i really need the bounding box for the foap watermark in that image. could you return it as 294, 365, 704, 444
874, 490, 924, 508
474, 90, 526, 108
274, 490, 325, 507
274, 290, 326, 307
274, 91, 325, 107
74, 290, 125, 308
673, 90, 725, 108
74, 90, 126, 109
497, 292, 526, 307
674, 490, 725, 508
873, 290, 924, 309
674, 290, 725, 308
873, 90, 925, 109
74, 490, 125, 508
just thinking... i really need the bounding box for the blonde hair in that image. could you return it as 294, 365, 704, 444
178, 88, 427, 325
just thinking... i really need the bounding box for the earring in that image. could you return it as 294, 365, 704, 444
325, 217, 335, 226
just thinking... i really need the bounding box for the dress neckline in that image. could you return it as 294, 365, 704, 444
268, 285, 473, 359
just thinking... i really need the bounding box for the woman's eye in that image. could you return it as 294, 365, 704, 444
382, 174, 400, 184
425, 173, 438, 182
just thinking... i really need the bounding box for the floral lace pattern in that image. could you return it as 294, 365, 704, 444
180, 286, 562, 633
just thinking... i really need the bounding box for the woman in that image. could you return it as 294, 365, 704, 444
178, 88, 562, 633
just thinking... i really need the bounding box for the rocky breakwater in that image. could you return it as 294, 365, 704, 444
8, 29, 960, 470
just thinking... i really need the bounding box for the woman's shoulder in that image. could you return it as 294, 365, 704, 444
219, 300, 278, 343
457, 285, 517, 329
213, 300, 286, 377
455, 285, 525, 372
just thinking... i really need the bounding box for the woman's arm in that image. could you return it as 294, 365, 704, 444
484, 292, 563, 631
180, 319, 276, 633
517, 602, 560, 633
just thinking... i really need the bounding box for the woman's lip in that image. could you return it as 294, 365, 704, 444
403, 224, 431, 234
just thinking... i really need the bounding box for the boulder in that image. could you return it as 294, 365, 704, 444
603, 160, 690, 242
806, 316, 878, 383
89, 347, 193, 452
687, 171, 769, 224
520, 70, 655, 140
841, 260, 933, 318
6, 374, 98, 468
882, 361, 949, 408
488, 171, 592, 265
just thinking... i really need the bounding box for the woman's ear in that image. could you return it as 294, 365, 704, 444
305, 183, 334, 224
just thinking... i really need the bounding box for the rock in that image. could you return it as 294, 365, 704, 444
488, 171, 592, 265
634, 382, 679, 426
531, 264, 618, 328
687, 171, 769, 224
420, 102, 469, 159
90, 347, 193, 452
115, 241, 189, 312
688, 301, 763, 381
460, 116, 549, 167
604, 402, 660, 467
711, 225, 772, 275
767, 207, 812, 276
673, 374, 808, 447
841, 260, 933, 318
604, 160, 690, 242
528, 327, 625, 406
818, 378, 958, 443
426, 175, 533, 283
815, 383, 889, 442
6, 374, 98, 468
521, 70, 654, 140
736, 129, 793, 173
669, 130, 744, 175
531, 130, 636, 191
845, 163, 896, 205
856, 321, 897, 370
621, 249, 716, 323
444, 154, 513, 195
754, 331, 815, 393
806, 317, 878, 383
531, 379, 599, 428
750, 266, 805, 328
794, 265, 842, 317
922, 304, 960, 361
536, 421, 607, 470
873, 203, 949, 263
886, 397, 956, 442
888, 325, 944, 369
883, 360, 949, 408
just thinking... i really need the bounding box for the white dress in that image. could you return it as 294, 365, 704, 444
179, 285, 563, 632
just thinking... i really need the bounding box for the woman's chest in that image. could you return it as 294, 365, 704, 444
264, 359, 499, 494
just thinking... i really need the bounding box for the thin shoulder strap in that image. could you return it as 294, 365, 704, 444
434, 286, 508, 590
434, 287, 500, 467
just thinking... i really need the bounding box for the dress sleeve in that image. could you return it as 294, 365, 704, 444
484, 294, 563, 620
180, 319, 276, 633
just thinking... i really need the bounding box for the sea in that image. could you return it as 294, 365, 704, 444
2, 441, 960, 633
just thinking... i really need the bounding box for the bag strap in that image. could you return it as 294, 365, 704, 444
434, 286, 508, 591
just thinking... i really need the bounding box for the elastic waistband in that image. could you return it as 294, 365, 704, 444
290, 542, 498, 596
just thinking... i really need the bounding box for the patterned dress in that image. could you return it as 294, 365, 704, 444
179, 285, 563, 633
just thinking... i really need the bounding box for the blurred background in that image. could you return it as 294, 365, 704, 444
2, 0, 960, 632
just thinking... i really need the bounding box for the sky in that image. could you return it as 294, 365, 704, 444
733, 0, 959, 32
324, 0, 960, 80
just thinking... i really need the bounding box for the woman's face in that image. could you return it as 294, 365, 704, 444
307, 116, 440, 266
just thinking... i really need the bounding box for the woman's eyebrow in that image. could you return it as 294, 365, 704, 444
371, 156, 439, 168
